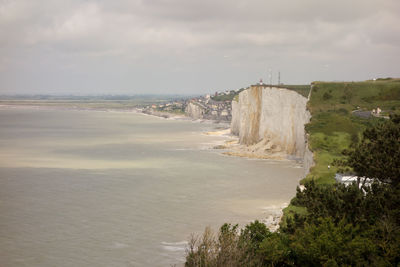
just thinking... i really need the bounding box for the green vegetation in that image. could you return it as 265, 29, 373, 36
187, 79, 400, 266
155, 105, 185, 114
211, 88, 245, 102
186, 116, 400, 266
309, 79, 400, 113
345, 114, 400, 186
304, 79, 400, 185
211, 94, 236, 102
187, 182, 400, 266
284, 79, 400, 229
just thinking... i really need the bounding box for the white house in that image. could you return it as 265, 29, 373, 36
335, 173, 373, 187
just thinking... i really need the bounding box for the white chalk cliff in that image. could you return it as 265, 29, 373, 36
230, 85, 311, 161
185, 102, 205, 119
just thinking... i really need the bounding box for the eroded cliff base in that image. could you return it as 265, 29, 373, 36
212, 136, 294, 161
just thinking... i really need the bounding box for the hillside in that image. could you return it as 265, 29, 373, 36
187, 79, 400, 265
282, 78, 400, 224
303, 78, 400, 185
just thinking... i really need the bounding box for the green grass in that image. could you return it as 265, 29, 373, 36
156, 107, 185, 115
304, 131, 351, 185
302, 79, 400, 185
211, 94, 236, 102
211, 88, 245, 102
280, 204, 308, 229
309, 79, 400, 113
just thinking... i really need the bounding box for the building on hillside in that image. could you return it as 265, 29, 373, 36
335, 173, 372, 187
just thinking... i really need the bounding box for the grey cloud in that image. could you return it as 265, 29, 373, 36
0, 0, 399, 94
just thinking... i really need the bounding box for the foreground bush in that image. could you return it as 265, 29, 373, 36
186, 182, 400, 266
186, 116, 400, 266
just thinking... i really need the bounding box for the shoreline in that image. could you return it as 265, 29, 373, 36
140, 108, 188, 120
0, 103, 142, 113
0, 102, 301, 232
141, 107, 232, 125
203, 128, 304, 232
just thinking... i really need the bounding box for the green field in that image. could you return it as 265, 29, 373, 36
304, 79, 400, 184
284, 78, 400, 220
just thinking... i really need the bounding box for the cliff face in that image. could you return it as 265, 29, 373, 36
237, 86, 262, 145
231, 86, 311, 159
231, 100, 240, 135
185, 102, 205, 119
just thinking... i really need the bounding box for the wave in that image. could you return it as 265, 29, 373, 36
110, 242, 129, 249
161, 241, 188, 252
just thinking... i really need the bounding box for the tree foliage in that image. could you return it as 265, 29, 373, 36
347, 115, 400, 185
186, 117, 400, 266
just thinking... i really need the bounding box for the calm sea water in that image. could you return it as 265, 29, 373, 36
0, 107, 303, 266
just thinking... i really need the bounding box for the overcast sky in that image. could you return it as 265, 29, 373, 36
1, 0, 399, 95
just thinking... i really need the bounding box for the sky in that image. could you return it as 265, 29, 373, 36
0, 0, 399, 95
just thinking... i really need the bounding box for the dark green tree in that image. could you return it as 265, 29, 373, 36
347, 115, 400, 185
291, 217, 377, 266
186, 115, 400, 267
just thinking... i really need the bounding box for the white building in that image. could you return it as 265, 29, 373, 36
335, 174, 373, 187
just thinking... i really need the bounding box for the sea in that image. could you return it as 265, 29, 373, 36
0, 106, 303, 266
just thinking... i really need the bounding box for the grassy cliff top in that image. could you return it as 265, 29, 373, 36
228, 85, 311, 102
309, 79, 400, 113
282, 78, 400, 224
304, 78, 400, 185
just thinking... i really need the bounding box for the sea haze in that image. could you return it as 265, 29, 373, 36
0, 107, 302, 266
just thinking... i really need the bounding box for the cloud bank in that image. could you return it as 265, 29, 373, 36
0, 0, 399, 94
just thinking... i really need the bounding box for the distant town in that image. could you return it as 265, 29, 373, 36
142, 87, 245, 121
141, 79, 312, 121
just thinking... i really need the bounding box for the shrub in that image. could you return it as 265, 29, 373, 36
323, 92, 332, 100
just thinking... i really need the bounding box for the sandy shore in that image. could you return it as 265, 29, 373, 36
261, 203, 289, 232
140, 109, 188, 120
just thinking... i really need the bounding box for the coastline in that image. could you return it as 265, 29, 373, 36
203, 129, 304, 232
0, 102, 141, 113
0, 102, 303, 232
140, 108, 188, 120
142, 107, 307, 232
